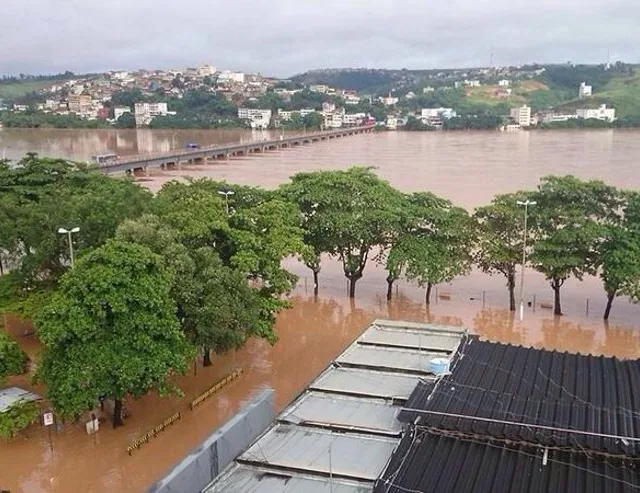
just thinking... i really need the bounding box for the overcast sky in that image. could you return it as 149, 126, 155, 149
2, 0, 639, 77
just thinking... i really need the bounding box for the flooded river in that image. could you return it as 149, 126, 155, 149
2, 128, 640, 492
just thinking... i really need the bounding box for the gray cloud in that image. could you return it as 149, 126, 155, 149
2, 0, 639, 77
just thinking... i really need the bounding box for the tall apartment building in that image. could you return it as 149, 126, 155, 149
509, 105, 532, 127
134, 102, 169, 126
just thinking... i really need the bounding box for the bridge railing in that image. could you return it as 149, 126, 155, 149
100, 126, 372, 169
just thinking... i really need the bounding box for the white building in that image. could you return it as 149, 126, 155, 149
420, 108, 457, 127
542, 113, 578, 123
386, 117, 398, 130
509, 105, 532, 127
498, 79, 511, 87
465, 80, 481, 87
322, 102, 336, 113
114, 106, 132, 121
343, 93, 361, 105
322, 107, 346, 128
576, 104, 616, 122
579, 82, 592, 98
112, 71, 130, 81
309, 84, 330, 94
134, 102, 169, 126
218, 71, 245, 84
380, 95, 399, 106
197, 65, 217, 77
423, 86, 435, 93
277, 108, 316, 121
343, 112, 366, 127
238, 108, 272, 129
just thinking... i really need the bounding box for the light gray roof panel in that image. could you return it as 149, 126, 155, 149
360, 325, 461, 352
310, 367, 423, 400
239, 424, 398, 481
280, 392, 401, 435
336, 345, 444, 374
372, 319, 468, 335
0, 387, 41, 413
204, 464, 372, 493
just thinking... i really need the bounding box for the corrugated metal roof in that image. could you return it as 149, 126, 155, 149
337, 344, 442, 374
204, 320, 467, 493
280, 391, 401, 435
360, 325, 461, 352
239, 424, 398, 481
373, 428, 640, 493
0, 387, 41, 413
399, 338, 640, 457
310, 367, 424, 401
205, 464, 372, 493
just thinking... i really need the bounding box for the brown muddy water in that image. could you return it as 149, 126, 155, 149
2, 128, 640, 492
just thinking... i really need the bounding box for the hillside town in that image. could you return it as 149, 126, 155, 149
0, 63, 621, 131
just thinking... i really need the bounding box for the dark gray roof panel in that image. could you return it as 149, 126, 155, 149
399, 338, 640, 456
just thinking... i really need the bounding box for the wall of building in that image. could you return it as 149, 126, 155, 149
147, 388, 275, 493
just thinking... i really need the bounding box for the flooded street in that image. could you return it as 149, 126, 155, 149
2, 128, 640, 492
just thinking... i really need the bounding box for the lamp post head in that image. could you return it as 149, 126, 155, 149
71, 227, 80, 233
57, 228, 68, 234
516, 200, 537, 206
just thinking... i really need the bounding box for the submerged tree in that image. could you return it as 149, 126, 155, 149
386, 192, 474, 304
35, 240, 193, 427
474, 193, 533, 311
284, 167, 402, 298
600, 192, 640, 320
531, 176, 621, 316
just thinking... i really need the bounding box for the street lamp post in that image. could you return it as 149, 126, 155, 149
57, 227, 80, 266
217, 191, 235, 215
516, 200, 536, 321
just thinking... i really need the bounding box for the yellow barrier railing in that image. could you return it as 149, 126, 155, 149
190, 368, 243, 410
126, 411, 181, 455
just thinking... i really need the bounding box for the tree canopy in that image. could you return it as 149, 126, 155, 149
34, 240, 194, 426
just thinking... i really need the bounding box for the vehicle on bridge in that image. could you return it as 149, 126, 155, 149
185, 143, 200, 149
92, 153, 119, 166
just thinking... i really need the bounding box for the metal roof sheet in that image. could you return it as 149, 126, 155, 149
400, 337, 640, 457
336, 344, 443, 374
280, 391, 401, 435
239, 424, 398, 481
0, 387, 41, 413
360, 325, 462, 352
373, 428, 640, 493
205, 464, 372, 493
310, 367, 424, 401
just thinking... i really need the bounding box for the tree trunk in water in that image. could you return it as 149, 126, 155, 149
203, 347, 212, 367
313, 270, 319, 297
552, 281, 562, 316
425, 283, 433, 305
507, 271, 516, 311
604, 292, 615, 320
386, 278, 394, 301
349, 277, 358, 298
113, 398, 124, 428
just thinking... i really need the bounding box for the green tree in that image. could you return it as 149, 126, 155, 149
531, 176, 621, 316
0, 331, 26, 384
284, 168, 402, 298
386, 193, 473, 304
183, 248, 264, 366
474, 193, 533, 311
34, 240, 194, 427
0, 155, 150, 289
600, 192, 640, 320
115, 112, 135, 128
303, 112, 323, 130
0, 401, 39, 440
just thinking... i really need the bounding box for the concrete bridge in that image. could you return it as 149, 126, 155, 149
99, 125, 374, 175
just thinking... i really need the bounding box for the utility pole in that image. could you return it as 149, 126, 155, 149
516, 200, 536, 321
